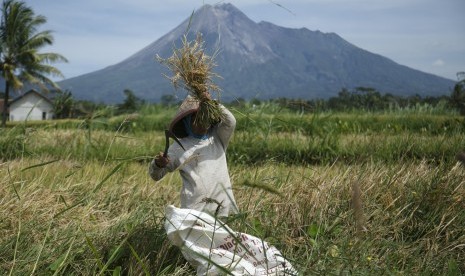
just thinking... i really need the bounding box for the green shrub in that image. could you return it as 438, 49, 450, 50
0, 126, 28, 160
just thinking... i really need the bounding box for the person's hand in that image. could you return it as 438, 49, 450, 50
200, 90, 211, 101
155, 152, 170, 168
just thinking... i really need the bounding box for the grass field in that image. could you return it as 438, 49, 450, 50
1, 104, 464, 275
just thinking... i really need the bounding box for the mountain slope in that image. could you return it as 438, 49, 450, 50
58, 3, 455, 103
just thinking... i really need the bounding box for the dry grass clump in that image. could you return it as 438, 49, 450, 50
157, 32, 224, 129
2, 153, 465, 274
0, 158, 186, 275
230, 161, 465, 274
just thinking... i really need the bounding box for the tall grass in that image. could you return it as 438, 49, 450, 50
232, 162, 465, 274
0, 126, 29, 160
1, 159, 464, 274
4, 113, 464, 165
1, 106, 464, 275
0, 159, 190, 275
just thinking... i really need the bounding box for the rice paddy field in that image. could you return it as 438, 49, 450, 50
1, 103, 464, 275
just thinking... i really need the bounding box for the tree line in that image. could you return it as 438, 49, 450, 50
46, 80, 465, 120
50, 88, 145, 119
268, 84, 465, 114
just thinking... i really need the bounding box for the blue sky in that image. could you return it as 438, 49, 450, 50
23, 0, 465, 81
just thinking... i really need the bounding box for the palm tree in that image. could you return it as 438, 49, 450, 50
52, 89, 74, 119
0, 0, 67, 127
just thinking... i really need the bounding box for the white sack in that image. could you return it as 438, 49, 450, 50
164, 205, 298, 275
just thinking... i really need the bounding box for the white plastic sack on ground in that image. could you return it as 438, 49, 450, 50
164, 205, 298, 275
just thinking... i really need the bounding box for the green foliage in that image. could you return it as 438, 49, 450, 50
0, 126, 27, 160
450, 79, 465, 115
327, 87, 386, 111
160, 94, 179, 106
5, 105, 464, 165
270, 88, 457, 114
117, 89, 144, 115
53, 90, 74, 119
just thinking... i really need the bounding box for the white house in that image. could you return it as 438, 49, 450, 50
9, 90, 54, 121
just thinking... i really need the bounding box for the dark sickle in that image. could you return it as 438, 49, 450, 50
164, 129, 185, 157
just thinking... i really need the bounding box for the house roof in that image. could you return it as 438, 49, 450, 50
10, 89, 53, 105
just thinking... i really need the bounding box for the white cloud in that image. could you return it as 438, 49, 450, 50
432, 59, 445, 67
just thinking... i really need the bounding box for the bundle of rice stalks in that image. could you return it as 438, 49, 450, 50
157, 33, 224, 128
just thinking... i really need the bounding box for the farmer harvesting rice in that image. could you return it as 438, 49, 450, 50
149, 93, 239, 216
149, 33, 239, 217
151, 33, 297, 275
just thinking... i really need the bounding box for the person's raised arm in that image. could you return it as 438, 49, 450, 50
215, 104, 236, 150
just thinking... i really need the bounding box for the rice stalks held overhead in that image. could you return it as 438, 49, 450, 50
157, 33, 224, 129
